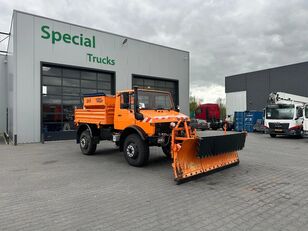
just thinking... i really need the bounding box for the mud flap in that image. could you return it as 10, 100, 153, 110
172, 133, 246, 182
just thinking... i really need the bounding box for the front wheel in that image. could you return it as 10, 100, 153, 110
80, 130, 97, 155
270, 134, 276, 138
123, 134, 149, 167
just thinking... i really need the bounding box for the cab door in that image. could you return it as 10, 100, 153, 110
114, 92, 136, 130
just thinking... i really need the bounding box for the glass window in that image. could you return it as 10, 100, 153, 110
81, 79, 97, 89
63, 87, 80, 96
296, 107, 303, 118
98, 81, 111, 90
42, 95, 61, 105
43, 113, 62, 123
165, 81, 175, 88
155, 80, 165, 87
132, 77, 178, 105
43, 76, 62, 86
42, 65, 114, 140
63, 68, 80, 78
81, 88, 97, 95
266, 104, 295, 119
63, 78, 80, 87
81, 71, 97, 80
62, 96, 80, 105
42, 66, 61, 76
144, 79, 155, 87
98, 73, 112, 81
120, 92, 129, 109
43, 104, 62, 114
138, 90, 173, 110
133, 78, 144, 86
43, 86, 62, 95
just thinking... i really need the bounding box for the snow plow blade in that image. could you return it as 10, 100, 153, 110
171, 120, 246, 183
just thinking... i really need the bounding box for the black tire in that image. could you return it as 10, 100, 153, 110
80, 130, 97, 155
162, 144, 172, 159
123, 134, 149, 167
270, 134, 276, 138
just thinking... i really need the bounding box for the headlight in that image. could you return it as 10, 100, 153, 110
170, 122, 176, 128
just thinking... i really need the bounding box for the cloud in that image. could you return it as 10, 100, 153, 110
1, 0, 308, 102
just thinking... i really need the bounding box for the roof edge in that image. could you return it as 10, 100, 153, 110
225, 60, 308, 78
13, 9, 189, 54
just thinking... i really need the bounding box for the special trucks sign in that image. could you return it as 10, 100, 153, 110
40, 25, 116, 65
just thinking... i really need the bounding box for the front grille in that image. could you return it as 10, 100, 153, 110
269, 123, 289, 129
155, 123, 172, 134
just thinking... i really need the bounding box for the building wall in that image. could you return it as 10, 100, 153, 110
225, 62, 308, 114
7, 14, 17, 140
226, 91, 246, 117
0, 55, 7, 133
11, 11, 189, 143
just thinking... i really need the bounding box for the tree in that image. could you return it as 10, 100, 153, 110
216, 97, 226, 120
189, 96, 198, 118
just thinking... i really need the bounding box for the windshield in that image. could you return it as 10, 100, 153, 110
305, 105, 308, 119
138, 90, 174, 110
265, 104, 295, 120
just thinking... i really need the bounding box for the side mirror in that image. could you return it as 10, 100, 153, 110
135, 112, 144, 121
175, 105, 180, 112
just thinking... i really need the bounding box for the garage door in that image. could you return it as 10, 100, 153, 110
41, 64, 115, 141
132, 75, 179, 106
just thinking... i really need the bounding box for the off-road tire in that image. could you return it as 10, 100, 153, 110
123, 134, 149, 167
80, 130, 97, 155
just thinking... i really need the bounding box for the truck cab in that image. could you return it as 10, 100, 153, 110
195, 104, 221, 130
264, 103, 304, 137
303, 104, 308, 137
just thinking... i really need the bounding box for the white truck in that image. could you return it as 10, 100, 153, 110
264, 92, 308, 138
304, 104, 308, 137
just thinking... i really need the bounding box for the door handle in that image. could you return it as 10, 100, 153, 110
118, 114, 122, 117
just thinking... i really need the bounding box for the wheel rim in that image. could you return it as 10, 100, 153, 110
126, 144, 138, 159
80, 136, 88, 149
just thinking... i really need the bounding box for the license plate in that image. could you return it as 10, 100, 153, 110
275, 129, 283, 132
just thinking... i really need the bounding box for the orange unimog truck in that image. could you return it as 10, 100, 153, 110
75, 87, 246, 182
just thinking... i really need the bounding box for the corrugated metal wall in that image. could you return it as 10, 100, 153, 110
0, 55, 7, 133
225, 62, 308, 112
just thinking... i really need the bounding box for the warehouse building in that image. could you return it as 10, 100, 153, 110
225, 61, 308, 116
0, 10, 189, 144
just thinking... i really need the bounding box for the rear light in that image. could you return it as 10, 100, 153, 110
289, 125, 302, 130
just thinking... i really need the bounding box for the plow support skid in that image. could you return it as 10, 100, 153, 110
171, 120, 246, 182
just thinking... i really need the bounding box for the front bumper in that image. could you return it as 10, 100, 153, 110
266, 128, 302, 136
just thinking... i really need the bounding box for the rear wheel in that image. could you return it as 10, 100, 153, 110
270, 134, 276, 138
123, 134, 149, 167
80, 130, 97, 155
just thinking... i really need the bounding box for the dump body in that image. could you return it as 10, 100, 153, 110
75, 95, 115, 126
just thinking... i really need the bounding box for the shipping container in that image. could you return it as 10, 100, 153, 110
234, 111, 263, 132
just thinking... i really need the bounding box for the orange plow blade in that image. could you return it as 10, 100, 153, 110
171, 120, 246, 183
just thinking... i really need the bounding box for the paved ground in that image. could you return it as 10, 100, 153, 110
0, 132, 307, 231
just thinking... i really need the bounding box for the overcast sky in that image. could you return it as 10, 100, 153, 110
1, 0, 308, 103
